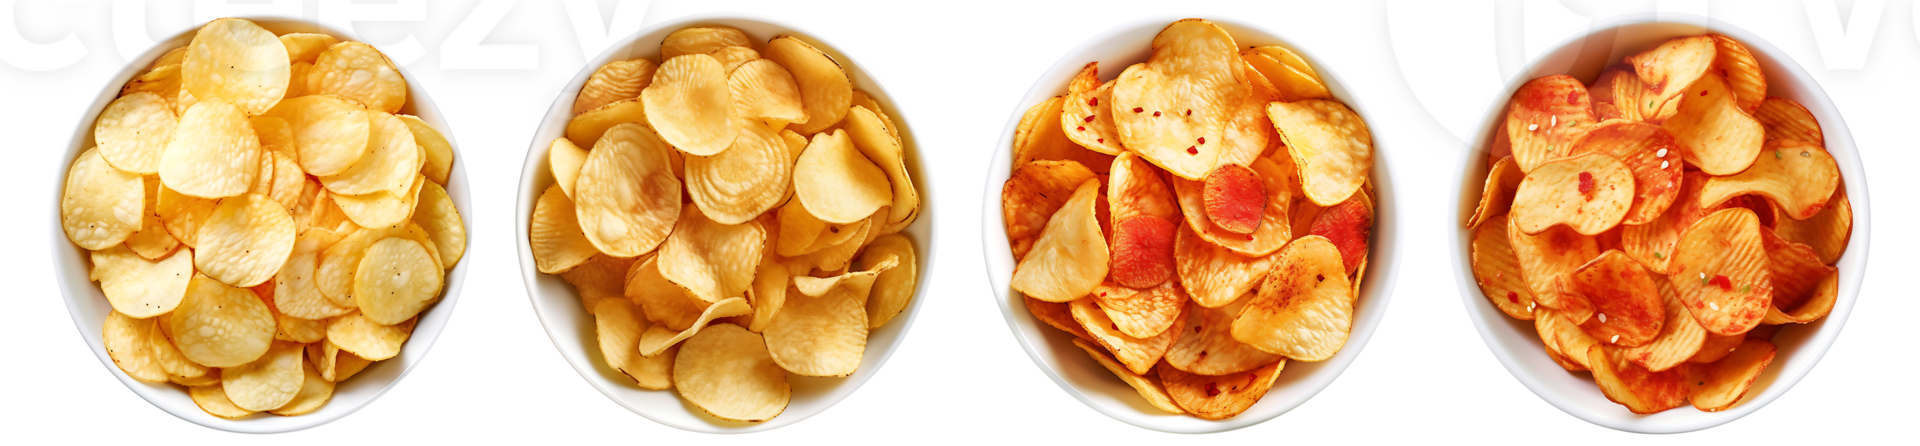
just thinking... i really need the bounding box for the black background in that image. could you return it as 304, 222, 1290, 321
22, 0, 1912, 436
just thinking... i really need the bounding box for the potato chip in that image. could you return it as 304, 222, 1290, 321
656, 207, 765, 303
1061, 63, 1124, 155
1171, 157, 1293, 256
1504, 75, 1597, 173
1108, 152, 1179, 224
91, 244, 192, 318
625, 255, 706, 331
1567, 121, 1684, 224
794, 129, 891, 224
123, 177, 182, 259
845, 106, 917, 225
529, 185, 599, 274
1158, 359, 1282, 420
673, 323, 789, 422
1002, 160, 1097, 260
400, 181, 464, 270
730, 59, 807, 126
182, 18, 289, 115
283, 61, 312, 97
122, 55, 184, 101
661, 27, 752, 59
279, 33, 338, 64
1758, 230, 1837, 324
1471, 214, 1535, 320
1511, 152, 1633, 235
1535, 306, 1598, 370
1620, 277, 1707, 372
1167, 299, 1282, 375
775, 199, 860, 257
1027, 296, 1092, 342
353, 238, 442, 325
156, 184, 218, 249
1174, 222, 1275, 308
1690, 332, 1743, 364
642, 54, 737, 156
1586, 345, 1689, 414
1089, 280, 1187, 339
1308, 193, 1373, 275
574, 58, 657, 116
222, 342, 302, 411
575, 123, 682, 257
1626, 35, 1715, 120
1509, 218, 1598, 322
268, 361, 334, 416
1564, 251, 1664, 347
62, 148, 145, 250
638, 298, 751, 357
1773, 185, 1850, 265
94, 92, 177, 174
1011, 180, 1108, 302
1688, 338, 1776, 412
314, 222, 411, 305
327, 313, 413, 361
308, 41, 405, 113
195, 193, 297, 287
1670, 208, 1771, 336
1663, 74, 1764, 175
1271, 99, 1372, 206
1109, 215, 1177, 289
1709, 35, 1765, 113
190, 383, 257, 419
765, 280, 870, 377
763, 36, 850, 134
566, 97, 648, 148
160, 99, 260, 199
1072, 298, 1185, 375
1015, 96, 1116, 175
104, 311, 169, 382
558, 254, 635, 314
248, 147, 277, 199
593, 299, 674, 389
321, 111, 417, 197
1754, 97, 1823, 147
1111, 19, 1247, 181
273, 229, 351, 320
264, 95, 370, 176
169, 275, 275, 367
1232, 236, 1351, 361
1070, 338, 1184, 413
710, 46, 759, 72
859, 234, 918, 329
1466, 156, 1525, 229
1700, 140, 1839, 221
1242, 45, 1330, 102
687, 120, 789, 224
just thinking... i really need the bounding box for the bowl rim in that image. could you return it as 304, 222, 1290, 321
511, 12, 938, 434
1447, 12, 1871, 434
51, 15, 473, 434
978, 14, 1401, 434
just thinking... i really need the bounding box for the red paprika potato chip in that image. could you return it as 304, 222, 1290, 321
1015, 96, 1116, 175
1504, 75, 1597, 173
1002, 160, 1098, 261
1566, 251, 1664, 347
1111, 19, 1248, 181
1465, 156, 1522, 229
1620, 277, 1707, 372
1567, 121, 1684, 224
1232, 236, 1351, 362
1536, 306, 1599, 371
1202, 164, 1265, 234
1625, 35, 1715, 121
1510, 152, 1634, 236
1759, 230, 1838, 324
1754, 97, 1822, 147
1071, 298, 1185, 375
1062, 62, 1125, 156
1091, 280, 1187, 339
1171, 155, 1294, 256
1773, 185, 1851, 265
1670, 208, 1772, 336
1158, 360, 1283, 420
1108, 216, 1178, 289
1688, 338, 1776, 412
1587, 344, 1690, 414
1508, 217, 1598, 322
1663, 74, 1764, 175
1698, 139, 1839, 221
1471, 214, 1534, 320
1306, 193, 1372, 275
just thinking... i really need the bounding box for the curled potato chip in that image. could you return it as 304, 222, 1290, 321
91, 244, 192, 318
1620, 172, 1717, 273
104, 311, 169, 382
662, 27, 752, 59
1109, 152, 1179, 225
308, 41, 406, 113
575, 123, 682, 257
1174, 222, 1276, 308
1509, 218, 1599, 322
764, 36, 850, 134
766, 282, 869, 377
565, 98, 648, 149
1232, 236, 1351, 361
122, 51, 185, 100
1690, 332, 1744, 364
1111, 19, 1247, 180
1014, 96, 1116, 175
687, 119, 789, 224
593, 298, 674, 389
1700, 140, 1839, 221
1755, 97, 1822, 147
353, 238, 442, 325
1774, 185, 1850, 265
308, 340, 371, 383
643, 54, 737, 155
1471, 214, 1535, 320
278, 33, 338, 64
1242, 45, 1329, 102
1536, 306, 1599, 370
126, 177, 181, 259
859, 234, 918, 329
62, 148, 144, 250
637, 298, 751, 357
1504, 75, 1597, 172
1511, 152, 1634, 235
1158, 359, 1282, 420
624, 255, 706, 331
710, 46, 759, 72
1072, 298, 1185, 375
794, 130, 891, 224
222, 342, 302, 411
275, 228, 352, 319
1626, 35, 1715, 121
161, 99, 260, 199
560, 254, 634, 314
195, 193, 297, 287
265, 95, 370, 176
1011, 180, 1108, 302
1271, 99, 1372, 206
391, 115, 453, 186
658, 207, 764, 303
1466, 156, 1523, 229
1710, 35, 1766, 114
94, 92, 177, 174
190, 383, 256, 419
327, 313, 413, 361
529, 185, 599, 274
1565, 250, 1664, 347
1759, 230, 1838, 324
673, 323, 790, 422
321, 111, 417, 197
775, 199, 860, 257
1587, 344, 1690, 414
548, 137, 589, 199
1027, 296, 1092, 342
1002, 160, 1097, 260
1090, 280, 1187, 339
1688, 338, 1776, 412
157, 183, 217, 248
1621, 277, 1707, 372
268, 361, 334, 416
1168, 299, 1281, 375
730, 59, 806, 126
1062, 63, 1124, 155
1568, 121, 1684, 224
845, 106, 917, 225
1663, 74, 1764, 175
169, 275, 276, 367
411, 181, 465, 269
182, 18, 289, 115
1172, 157, 1293, 256
1670, 208, 1772, 336
1072, 338, 1183, 414
315, 222, 412, 305
575, 59, 656, 116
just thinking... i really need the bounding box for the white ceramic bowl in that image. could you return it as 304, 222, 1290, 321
53, 17, 472, 434
1450, 14, 1870, 434
514, 13, 935, 433
982, 16, 1400, 433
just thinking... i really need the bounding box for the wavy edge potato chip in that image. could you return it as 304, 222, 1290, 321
1710, 35, 1766, 114
1157, 358, 1282, 420
686, 119, 790, 224
565, 98, 648, 149
1511, 152, 1634, 236
1466, 156, 1523, 229
1755, 97, 1823, 147
575, 58, 657, 116
412, 180, 466, 269
658, 207, 765, 303
1509, 218, 1599, 322
1620, 276, 1707, 372
729, 58, 806, 126
637, 298, 752, 357
1504, 75, 1597, 172
1089, 280, 1187, 339
1670, 208, 1772, 336
643, 54, 738, 156
1587, 344, 1690, 414
1471, 214, 1535, 320
1663, 73, 1764, 175
1567, 120, 1684, 225
530, 185, 600, 274
624, 255, 705, 331
1174, 221, 1276, 308
1699, 139, 1839, 221
1565, 250, 1665, 347
1626, 35, 1715, 122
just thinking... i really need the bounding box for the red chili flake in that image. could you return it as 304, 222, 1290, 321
1097, 138, 1104, 143
1566, 90, 1579, 104
1577, 172, 1594, 194
1194, 326, 1202, 333
1316, 274, 1325, 282
1132, 107, 1144, 113
1186, 146, 1198, 155
1711, 275, 1732, 291
1084, 115, 1096, 123
828, 227, 839, 233
1111, 323, 1119, 331
1185, 109, 1192, 116
1205, 382, 1221, 397
1153, 111, 1162, 117
1700, 90, 1709, 97
1077, 126, 1085, 131
1198, 351, 1208, 358
1197, 137, 1206, 144
1089, 97, 1099, 106
1099, 292, 1107, 297
1507, 292, 1519, 304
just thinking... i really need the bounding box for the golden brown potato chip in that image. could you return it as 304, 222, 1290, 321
688, 120, 789, 224
190, 383, 257, 419
1587, 344, 1689, 414
1620, 277, 1707, 372
94, 92, 177, 174
1754, 97, 1822, 147
1509, 219, 1599, 322
530, 185, 599, 274
62, 148, 145, 250
169, 275, 276, 367
1072, 298, 1185, 375
1231, 236, 1351, 361
326, 313, 413, 361
1565, 250, 1665, 347
1110, 19, 1248, 180
104, 311, 169, 382
268, 361, 334, 416
673, 323, 790, 422
657, 207, 764, 303
1710, 35, 1766, 113
764, 36, 850, 134
765, 282, 869, 377
410, 181, 466, 269
1466, 156, 1523, 229
1158, 359, 1282, 420
1699, 140, 1839, 221
643, 54, 737, 155
1072, 338, 1184, 414
845, 106, 917, 225
574, 59, 656, 116
182, 18, 289, 115
1089, 281, 1186, 339
548, 137, 590, 199
730, 59, 807, 126
711, 46, 759, 72
1242, 45, 1330, 102
308, 42, 406, 113
1471, 214, 1535, 320
1027, 296, 1092, 342
559, 254, 634, 314
1167, 299, 1281, 375
263, 95, 370, 177
624, 255, 706, 331
1567, 121, 1684, 224
1536, 306, 1598, 370
859, 234, 918, 329
566, 97, 648, 148
1626, 35, 1715, 121
1690, 332, 1744, 364
160, 99, 260, 199
1759, 230, 1838, 324
279, 33, 338, 64
1174, 223, 1275, 308
222, 342, 302, 411
1011, 180, 1107, 302
744, 256, 789, 334
1619, 172, 1721, 273
575, 123, 682, 257
91, 244, 192, 318
638, 298, 751, 357
1002, 160, 1097, 260
662, 27, 753, 59
1663, 74, 1763, 175
794, 129, 892, 224
1015, 96, 1116, 176
195, 193, 297, 287
353, 238, 442, 325
1270, 99, 1372, 206
775, 199, 860, 257
1773, 184, 1850, 265
1504, 75, 1597, 173
1171, 156, 1294, 256
1511, 153, 1633, 235
1671, 208, 1771, 336
1688, 338, 1776, 411
1108, 152, 1179, 230
1061, 63, 1124, 155
593, 298, 674, 389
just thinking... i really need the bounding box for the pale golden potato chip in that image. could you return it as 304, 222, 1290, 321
315, 222, 413, 305
284, 61, 312, 97
637, 297, 751, 357
1700, 140, 1839, 221
662, 27, 753, 59
1158, 359, 1282, 420
1509, 219, 1599, 322
1688, 338, 1776, 412
279, 33, 338, 64
173, 371, 222, 387
62, 148, 144, 250
1090, 281, 1186, 339
94, 91, 177, 174
327, 313, 413, 361
150, 315, 212, 380
794, 129, 891, 224
845, 106, 917, 225
91, 244, 192, 318
321, 111, 418, 197
1663, 74, 1764, 175
1621, 277, 1707, 372
576, 123, 682, 257
404, 181, 464, 270
391, 115, 453, 187
313, 339, 373, 383
308, 41, 406, 113
268, 361, 334, 416
275, 228, 352, 319
764, 36, 850, 134
1567, 121, 1684, 225
1271, 99, 1372, 206
265, 151, 305, 211
765, 284, 869, 377
169, 275, 276, 367
1014, 96, 1116, 175
1587, 344, 1689, 414
657, 207, 764, 303
1072, 298, 1185, 375
1754, 97, 1822, 147
1171, 156, 1294, 256
353, 238, 442, 325
1670, 208, 1772, 336
860, 234, 918, 329
1242, 46, 1330, 102
1504, 75, 1596, 173
687, 119, 789, 224
121, 53, 184, 100
1168, 299, 1281, 376
1072, 338, 1184, 414
1471, 214, 1534, 320
263, 95, 370, 176
1061, 63, 1123, 155
548, 137, 589, 200
625, 255, 706, 331
195, 193, 296, 287
190, 383, 257, 419
1511, 152, 1633, 236
1231, 236, 1351, 361
248, 146, 277, 199
1010, 180, 1107, 302
730, 59, 807, 126
222, 342, 302, 411
793, 255, 895, 299
269, 299, 328, 343
559, 254, 635, 314
1002, 160, 1097, 260
160, 99, 260, 199
672, 323, 789, 422
565, 98, 648, 149
1627, 35, 1715, 121
594, 298, 674, 389
126, 177, 181, 259
530, 185, 599, 274
1174, 222, 1275, 308
745, 252, 790, 333
1110, 19, 1247, 180
156, 183, 217, 248
643, 54, 737, 155
182, 18, 289, 115
574, 59, 657, 116
104, 311, 169, 382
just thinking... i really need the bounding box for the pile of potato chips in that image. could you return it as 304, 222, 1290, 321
530, 26, 921, 423
62, 18, 465, 419
1004, 19, 1375, 420
1469, 34, 1849, 414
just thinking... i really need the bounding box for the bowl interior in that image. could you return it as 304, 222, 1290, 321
513, 13, 936, 434
980, 16, 1399, 434
1449, 15, 1869, 434
52, 17, 472, 434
